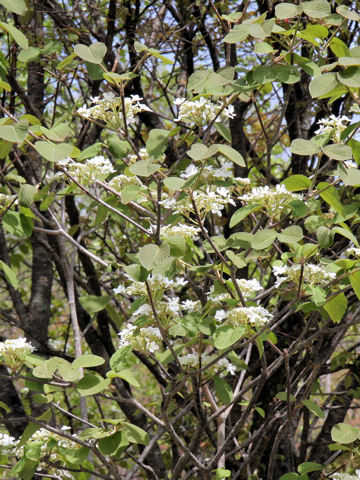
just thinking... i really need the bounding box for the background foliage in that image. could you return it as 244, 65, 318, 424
0, 0, 360, 479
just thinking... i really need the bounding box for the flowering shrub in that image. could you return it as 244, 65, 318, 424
0, 1, 360, 480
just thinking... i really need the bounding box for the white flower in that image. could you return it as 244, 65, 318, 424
128, 147, 164, 164
215, 309, 227, 322
181, 164, 199, 178
181, 299, 201, 312
0, 433, 18, 451
118, 324, 162, 353
78, 94, 151, 128
273, 263, 336, 287
217, 306, 272, 328
54, 155, 115, 186
108, 173, 143, 191
315, 114, 350, 143
346, 247, 360, 257
239, 184, 301, 213
237, 279, 262, 298
113, 285, 126, 295
332, 471, 360, 480
179, 353, 236, 377
160, 224, 201, 241
0, 337, 35, 369
174, 97, 235, 126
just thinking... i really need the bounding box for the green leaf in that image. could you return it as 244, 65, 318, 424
57, 362, 82, 382
0, 0, 27, 15
213, 325, 245, 349
134, 41, 173, 64
216, 468, 231, 480
226, 250, 246, 268
79, 295, 111, 315
124, 263, 148, 282
282, 175, 311, 191
74, 42, 107, 64
129, 160, 160, 177
333, 226, 359, 247
341, 167, 360, 186
0, 22, 28, 49
224, 24, 249, 44
324, 292, 347, 323
330, 38, 350, 58
77, 143, 103, 161
302, 0, 331, 18
163, 177, 185, 191
229, 205, 260, 228
40, 124, 69, 143
188, 143, 212, 160
34, 141, 74, 162
251, 229, 277, 250
214, 376, 233, 404
317, 182, 346, 217
146, 129, 169, 159
322, 144, 352, 160
138, 243, 170, 270
302, 399, 325, 418
110, 346, 132, 371
61, 446, 89, 464
19, 184, 37, 207
349, 271, 360, 300
121, 185, 141, 204
278, 226, 303, 244
276, 65, 301, 84
336, 5, 360, 22
73, 354, 105, 369
275, 391, 296, 402
290, 139, 320, 156
98, 431, 128, 456
298, 462, 323, 475
331, 423, 360, 444
309, 73, 338, 98
77, 374, 110, 396
18, 47, 41, 63
275, 3, 298, 19
0, 260, 18, 289
103, 71, 138, 84
279, 474, 302, 480
110, 368, 140, 387
338, 57, 360, 67
122, 422, 149, 445
316, 226, 333, 248
254, 42, 274, 54
337, 67, 360, 88
215, 123, 232, 143
0, 119, 28, 144
212, 144, 245, 167
164, 234, 186, 257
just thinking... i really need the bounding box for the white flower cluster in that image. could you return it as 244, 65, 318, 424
207, 279, 262, 304
160, 224, 201, 241
215, 306, 272, 328
315, 114, 350, 143
179, 353, 236, 376
49, 155, 115, 186
273, 263, 336, 287
118, 324, 162, 353
180, 160, 234, 181
174, 97, 235, 126
239, 184, 301, 213
78, 93, 151, 128
108, 173, 143, 191
161, 187, 235, 218
346, 247, 360, 257
128, 147, 165, 164
0, 433, 18, 452
114, 274, 187, 297
332, 471, 360, 480
0, 337, 34, 369
181, 299, 201, 312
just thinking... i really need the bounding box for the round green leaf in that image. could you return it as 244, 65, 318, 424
164, 177, 185, 191
251, 229, 277, 250
337, 67, 360, 88
72, 354, 105, 369
18, 47, 41, 63
290, 139, 320, 155
213, 325, 245, 349
322, 144, 352, 160
34, 141, 74, 162
77, 374, 110, 396
0, 0, 27, 15
275, 3, 298, 19
336, 5, 360, 21
282, 175, 311, 191
129, 160, 160, 177
298, 462, 323, 475
79, 295, 111, 315
331, 423, 360, 444
138, 243, 170, 270
74, 42, 107, 64
309, 73, 338, 98
0, 22, 28, 49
